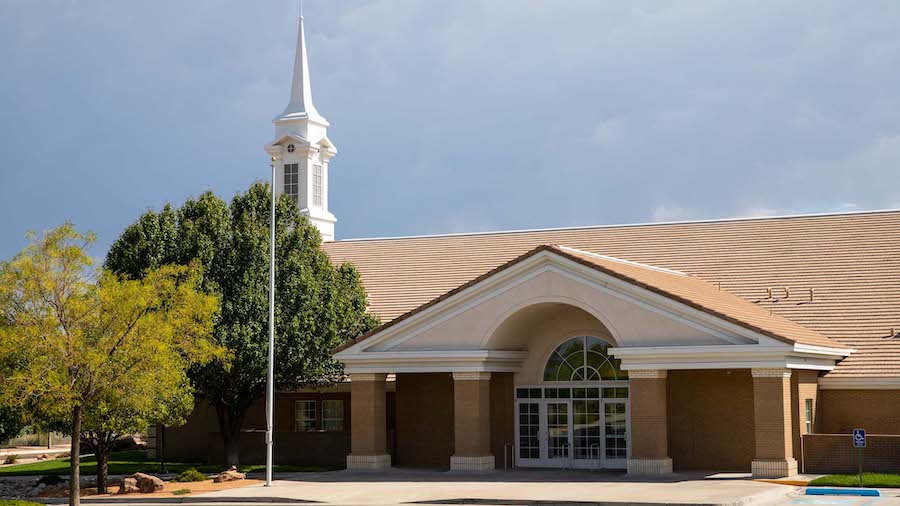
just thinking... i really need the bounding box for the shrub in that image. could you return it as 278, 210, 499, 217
37, 475, 65, 486
174, 468, 207, 483
172, 489, 191, 496
2, 454, 20, 465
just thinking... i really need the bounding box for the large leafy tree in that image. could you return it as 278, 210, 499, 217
0, 405, 24, 446
0, 224, 221, 506
105, 182, 378, 466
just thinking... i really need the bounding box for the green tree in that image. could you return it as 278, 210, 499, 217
0, 405, 24, 446
82, 378, 195, 493
0, 224, 221, 506
105, 182, 378, 466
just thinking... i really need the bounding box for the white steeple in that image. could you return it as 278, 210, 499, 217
266, 4, 338, 241
276, 7, 327, 125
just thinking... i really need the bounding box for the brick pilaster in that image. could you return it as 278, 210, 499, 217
627, 369, 673, 475
751, 368, 798, 478
347, 372, 391, 470
451, 371, 494, 471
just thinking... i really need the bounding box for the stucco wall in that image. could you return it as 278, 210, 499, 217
667, 369, 756, 471
387, 269, 735, 353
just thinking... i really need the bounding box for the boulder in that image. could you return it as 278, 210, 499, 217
213, 466, 246, 483
110, 435, 148, 452
118, 478, 140, 495
117, 473, 164, 494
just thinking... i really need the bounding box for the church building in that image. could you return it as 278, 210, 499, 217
155, 12, 900, 479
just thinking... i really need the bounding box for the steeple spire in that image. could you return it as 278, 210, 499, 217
266, 2, 337, 242
277, 2, 326, 124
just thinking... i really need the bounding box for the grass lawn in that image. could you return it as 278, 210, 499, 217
0, 451, 335, 477
0, 501, 44, 506
808, 473, 900, 488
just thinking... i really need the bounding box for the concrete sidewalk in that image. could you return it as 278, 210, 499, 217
0, 445, 69, 458
186, 468, 796, 506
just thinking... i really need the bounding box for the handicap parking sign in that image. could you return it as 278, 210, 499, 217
853, 428, 866, 448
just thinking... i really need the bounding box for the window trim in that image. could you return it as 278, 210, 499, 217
321, 399, 344, 432
294, 399, 317, 432
804, 398, 813, 434
284, 163, 300, 204
312, 164, 323, 207
543, 335, 627, 382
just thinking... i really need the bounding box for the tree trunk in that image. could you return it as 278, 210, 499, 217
96, 435, 109, 494
69, 405, 82, 506
215, 405, 246, 468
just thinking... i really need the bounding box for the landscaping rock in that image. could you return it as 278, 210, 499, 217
37, 454, 50, 460
118, 477, 141, 495
111, 435, 148, 452
213, 466, 246, 483
117, 472, 164, 494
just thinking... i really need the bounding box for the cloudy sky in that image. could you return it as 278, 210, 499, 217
2, 1, 900, 258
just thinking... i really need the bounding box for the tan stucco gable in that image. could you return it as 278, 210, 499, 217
334, 245, 851, 375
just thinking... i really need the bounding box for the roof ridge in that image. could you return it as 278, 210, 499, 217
333, 208, 900, 243
554, 245, 688, 277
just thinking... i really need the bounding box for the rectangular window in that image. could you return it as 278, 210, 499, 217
805, 399, 813, 434
321, 400, 344, 431
284, 164, 299, 204
294, 400, 316, 432
312, 164, 322, 206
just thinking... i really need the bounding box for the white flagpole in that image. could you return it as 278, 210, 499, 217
266, 156, 276, 487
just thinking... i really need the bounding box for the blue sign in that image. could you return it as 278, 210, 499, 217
853, 428, 866, 448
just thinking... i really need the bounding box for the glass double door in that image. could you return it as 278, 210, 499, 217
516, 398, 629, 469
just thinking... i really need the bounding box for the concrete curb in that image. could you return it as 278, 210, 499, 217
30, 498, 317, 505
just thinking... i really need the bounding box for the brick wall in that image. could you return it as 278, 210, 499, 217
803, 434, 900, 474
490, 372, 515, 469
160, 392, 352, 467
752, 372, 793, 461
667, 369, 755, 471
395, 373, 454, 468
791, 370, 819, 466
159, 399, 216, 462
818, 390, 900, 434
630, 375, 669, 459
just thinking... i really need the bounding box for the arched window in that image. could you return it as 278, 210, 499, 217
543, 336, 628, 381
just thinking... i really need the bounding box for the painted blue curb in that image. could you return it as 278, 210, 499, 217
806, 487, 881, 497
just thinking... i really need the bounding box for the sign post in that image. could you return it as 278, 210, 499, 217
853, 428, 866, 487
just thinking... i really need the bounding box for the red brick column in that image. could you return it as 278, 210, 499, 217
451, 372, 495, 471
751, 368, 798, 477
627, 369, 673, 475
347, 373, 391, 470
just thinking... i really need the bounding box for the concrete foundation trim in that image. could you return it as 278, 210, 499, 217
752, 458, 798, 478
347, 454, 392, 470
751, 368, 792, 378
629, 369, 667, 379
627, 457, 673, 475
450, 455, 495, 471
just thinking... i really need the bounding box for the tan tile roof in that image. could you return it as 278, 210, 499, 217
324, 210, 900, 376
555, 246, 841, 349
822, 339, 900, 378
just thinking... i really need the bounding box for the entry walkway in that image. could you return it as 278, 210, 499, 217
195, 468, 795, 505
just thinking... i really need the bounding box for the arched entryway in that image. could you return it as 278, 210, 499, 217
515, 335, 630, 469
485, 301, 631, 470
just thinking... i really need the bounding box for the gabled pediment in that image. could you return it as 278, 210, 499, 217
266, 133, 309, 151
336, 246, 849, 363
